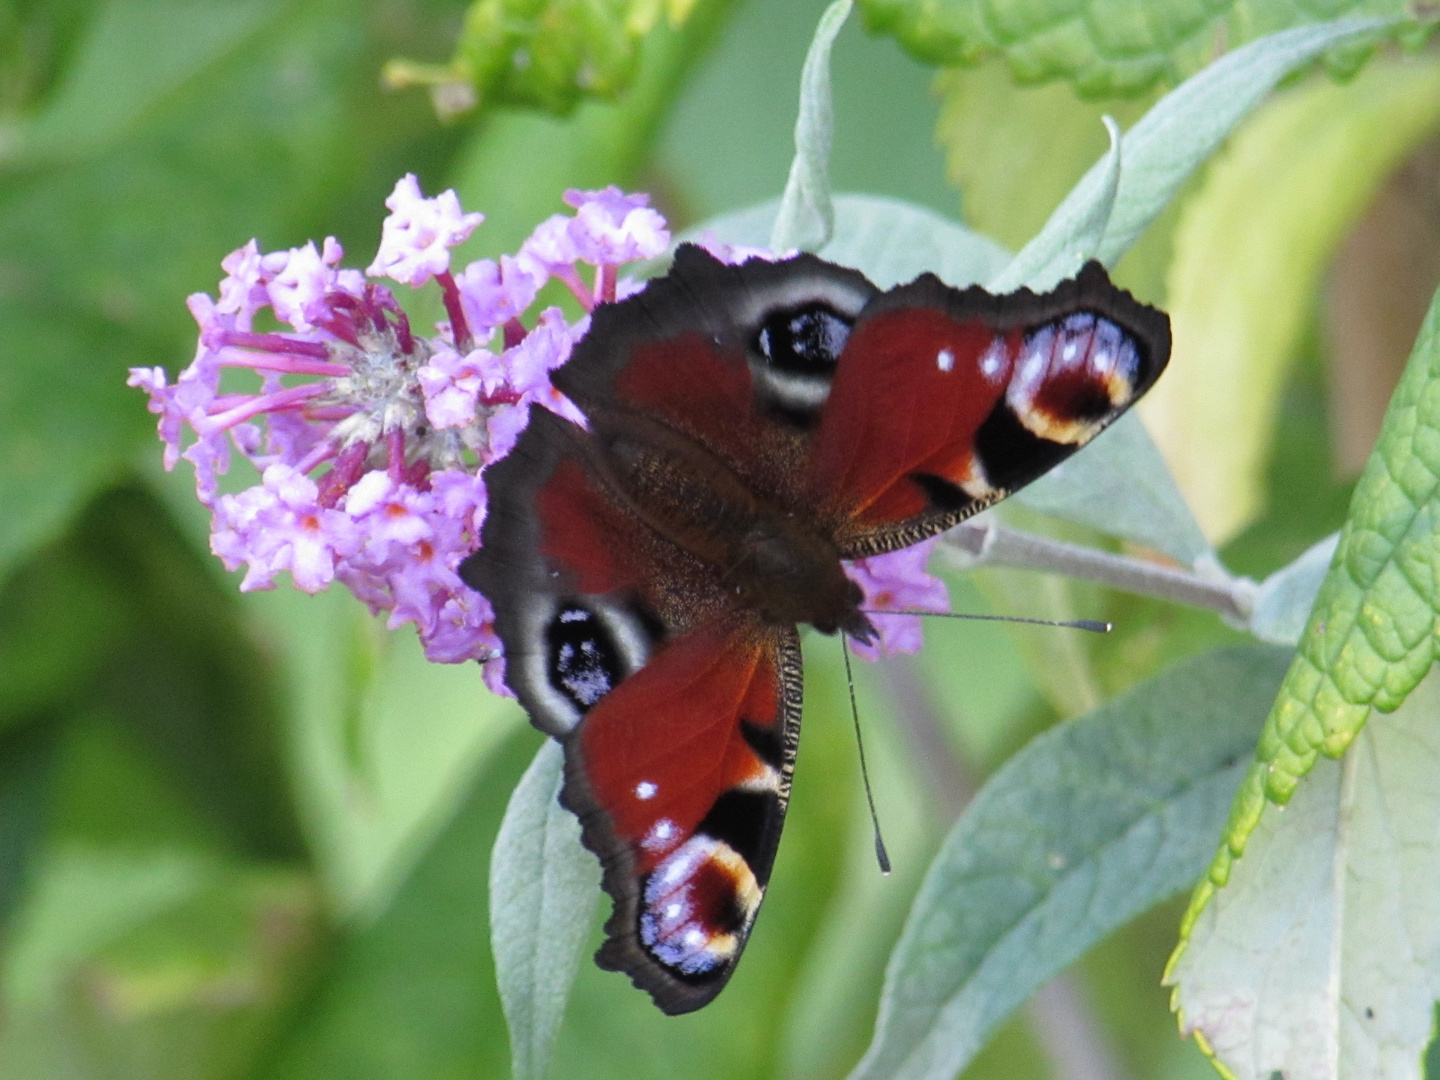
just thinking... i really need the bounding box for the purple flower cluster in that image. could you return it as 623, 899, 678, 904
131, 176, 948, 689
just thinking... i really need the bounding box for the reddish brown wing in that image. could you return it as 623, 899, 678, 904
808, 261, 1171, 556
461, 406, 802, 1014
551, 244, 877, 512
568, 621, 801, 1014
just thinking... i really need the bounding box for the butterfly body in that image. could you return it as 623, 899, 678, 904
461, 245, 1170, 1014
572, 400, 873, 640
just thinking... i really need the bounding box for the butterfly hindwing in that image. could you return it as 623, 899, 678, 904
564, 621, 802, 1014
463, 408, 663, 736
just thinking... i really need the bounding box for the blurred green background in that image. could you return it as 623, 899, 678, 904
2, 0, 1437, 1077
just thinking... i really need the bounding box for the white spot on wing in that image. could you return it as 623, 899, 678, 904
936, 348, 954, 372
635, 780, 657, 800
642, 818, 677, 852
979, 338, 1007, 382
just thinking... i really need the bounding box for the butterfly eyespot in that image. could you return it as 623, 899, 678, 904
745, 301, 855, 424
753, 302, 852, 376
545, 602, 625, 713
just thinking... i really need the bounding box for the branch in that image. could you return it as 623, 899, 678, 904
940, 519, 1255, 623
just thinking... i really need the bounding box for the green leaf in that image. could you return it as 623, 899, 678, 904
1142, 56, 1440, 543
858, 0, 1417, 97
1167, 667, 1440, 1080
987, 114, 1119, 292
822, 196, 1011, 288
257, 731, 538, 1080
770, 0, 851, 253
1249, 532, 1340, 647
688, 192, 1012, 287
1177, 270, 1440, 963
933, 62, 1154, 254
848, 645, 1290, 1080
996, 16, 1402, 287
491, 739, 600, 1080
1014, 413, 1214, 566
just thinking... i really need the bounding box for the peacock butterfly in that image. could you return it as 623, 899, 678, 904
460, 244, 1171, 1014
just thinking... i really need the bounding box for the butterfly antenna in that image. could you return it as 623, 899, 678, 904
860, 609, 1111, 633
842, 636, 891, 876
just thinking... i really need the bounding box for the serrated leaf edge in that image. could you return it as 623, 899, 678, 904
1167, 281, 1440, 1037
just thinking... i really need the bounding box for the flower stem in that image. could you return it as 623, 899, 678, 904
553, 265, 594, 311
504, 318, 527, 349
317, 440, 371, 507
198, 382, 327, 434
386, 427, 406, 483
436, 270, 471, 352
595, 264, 617, 305
213, 330, 333, 361
217, 352, 349, 377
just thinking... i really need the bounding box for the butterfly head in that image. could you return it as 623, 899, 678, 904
838, 601, 880, 646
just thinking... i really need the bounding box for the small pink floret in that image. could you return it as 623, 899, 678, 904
564, 186, 670, 266
417, 345, 500, 430
211, 465, 357, 593
844, 538, 950, 661
217, 240, 270, 328
455, 255, 543, 338
367, 173, 484, 287
269, 238, 353, 332
517, 214, 579, 277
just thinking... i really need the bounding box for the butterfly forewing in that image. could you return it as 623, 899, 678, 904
809, 261, 1171, 556
553, 245, 878, 509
